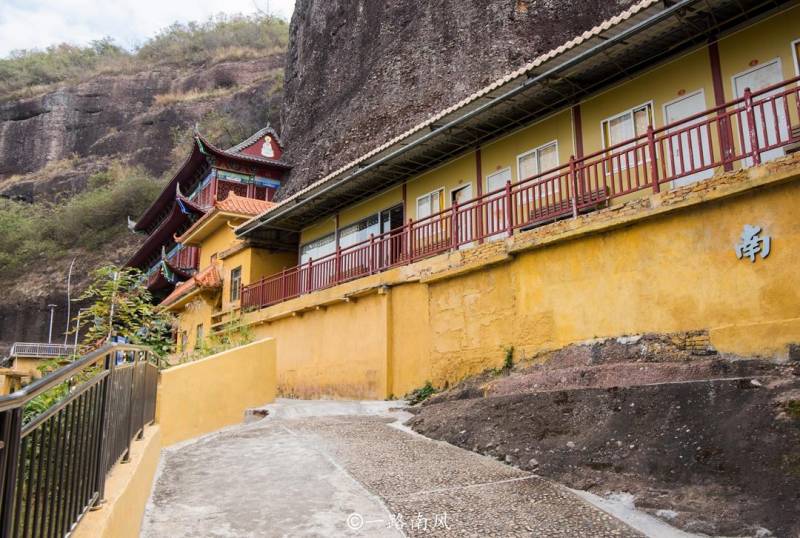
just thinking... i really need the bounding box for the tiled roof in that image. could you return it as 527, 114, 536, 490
227, 125, 284, 153
160, 265, 222, 308
175, 193, 276, 244
215, 193, 276, 215
245, 0, 659, 223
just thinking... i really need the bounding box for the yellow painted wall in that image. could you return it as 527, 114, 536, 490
300, 216, 337, 246
251, 293, 389, 399
240, 162, 800, 398
406, 152, 477, 220
72, 425, 161, 538
157, 338, 277, 446
481, 110, 574, 185
717, 5, 800, 98
175, 294, 217, 352
198, 224, 238, 268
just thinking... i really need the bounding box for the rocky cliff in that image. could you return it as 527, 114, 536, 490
278, 0, 634, 196
0, 56, 283, 202
0, 53, 285, 350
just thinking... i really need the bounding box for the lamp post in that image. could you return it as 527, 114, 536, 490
73, 307, 89, 350
47, 304, 57, 344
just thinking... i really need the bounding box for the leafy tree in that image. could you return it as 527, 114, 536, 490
77, 265, 175, 356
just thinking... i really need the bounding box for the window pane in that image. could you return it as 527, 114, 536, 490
417, 196, 431, 218
538, 143, 559, 172
633, 105, 652, 136
607, 112, 633, 146
486, 168, 511, 192
519, 152, 539, 180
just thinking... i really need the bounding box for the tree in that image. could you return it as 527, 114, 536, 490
77, 265, 175, 356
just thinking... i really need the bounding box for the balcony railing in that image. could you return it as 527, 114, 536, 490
9, 343, 76, 359
242, 75, 800, 311
190, 176, 272, 208
0, 344, 160, 538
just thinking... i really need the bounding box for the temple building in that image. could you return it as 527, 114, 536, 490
150, 0, 799, 400
127, 127, 291, 300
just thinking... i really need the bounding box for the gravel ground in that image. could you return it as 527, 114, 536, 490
142, 400, 642, 537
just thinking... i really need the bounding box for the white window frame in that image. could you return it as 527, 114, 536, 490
601, 101, 655, 172
516, 140, 560, 199
485, 167, 511, 195
792, 38, 800, 76
415, 187, 445, 220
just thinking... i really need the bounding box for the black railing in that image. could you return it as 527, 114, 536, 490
0, 344, 160, 538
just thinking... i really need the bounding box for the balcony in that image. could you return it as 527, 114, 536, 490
189, 175, 273, 209
243, 75, 800, 311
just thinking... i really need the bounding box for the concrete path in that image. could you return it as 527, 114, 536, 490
141, 400, 642, 537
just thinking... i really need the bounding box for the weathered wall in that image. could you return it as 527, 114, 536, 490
246, 159, 800, 398
156, 338, 276, 446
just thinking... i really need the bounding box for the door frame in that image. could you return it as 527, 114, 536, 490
731, 57, 787, 165
661, 89, 714, 187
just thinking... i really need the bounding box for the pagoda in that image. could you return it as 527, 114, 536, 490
127, 126, 290, 300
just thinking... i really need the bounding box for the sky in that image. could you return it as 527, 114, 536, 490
0, 0, 295, 58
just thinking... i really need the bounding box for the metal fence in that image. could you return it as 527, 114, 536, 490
242, 74, 800, 311
0, 344, 159, 538
9, 344, 76, 360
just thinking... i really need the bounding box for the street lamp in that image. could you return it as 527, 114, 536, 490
47, 304, 57, 344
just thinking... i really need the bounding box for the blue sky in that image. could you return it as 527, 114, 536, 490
0, 0, 295, 57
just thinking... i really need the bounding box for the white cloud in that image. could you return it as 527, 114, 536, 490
0, 0, 295, 57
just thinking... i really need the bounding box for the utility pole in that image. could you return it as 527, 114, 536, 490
47, 304, 57, 344
64, 257, 76, 347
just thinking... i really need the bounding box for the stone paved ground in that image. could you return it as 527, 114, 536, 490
141, 400, 642, 537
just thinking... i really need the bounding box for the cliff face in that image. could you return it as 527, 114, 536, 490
0, 56, 284, 202
278, 0, 634, 196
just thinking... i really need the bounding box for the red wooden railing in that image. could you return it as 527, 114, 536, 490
192, 176, 272, 208
242, 75, 800, 311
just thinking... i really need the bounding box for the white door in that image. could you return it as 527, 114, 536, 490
451, 184, 473, 248
733, 59, 788, 166
663, 90, 714, 187
485, 168, 511, 240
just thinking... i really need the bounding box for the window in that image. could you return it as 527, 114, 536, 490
179, 331, 188, 352
517, 141, 559, 182
793, 39, 800, 75
300, 233, 336, 264
195, 324, 204, 349
486, 168, 511, 193
601, 103, 654, 171
339, 214, 381, 249
230, 266, 242, 302
416, 188, 444, 220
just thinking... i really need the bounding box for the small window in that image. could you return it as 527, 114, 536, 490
179, 331, 188, 352
300, 233, 336, 265
486, 168, 511, 194
517, 141, 559, 182
210, 253, 217, 263
602, 103, 654, 149
230, 266, 242, 302
793, 39, 800, 75
416, 188, 444, 220
195, 324, 204, 349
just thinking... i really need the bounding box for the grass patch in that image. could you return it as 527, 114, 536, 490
154, 87, 236, 106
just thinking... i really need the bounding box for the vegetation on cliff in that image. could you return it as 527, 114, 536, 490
0, 14, 288, 100
0, 163, 163, 277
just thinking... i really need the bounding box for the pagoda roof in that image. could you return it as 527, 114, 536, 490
160, 265, 222, 310
226, 125, 284, 153
127, 202, 189, 269
134, 129, 290, 233
175, 192, 276, 246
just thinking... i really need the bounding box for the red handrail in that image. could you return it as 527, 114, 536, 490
242, 75, 800, 311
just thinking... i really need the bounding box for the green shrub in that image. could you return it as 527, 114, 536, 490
0, 14, 289, 100
406, 381, 437, 405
